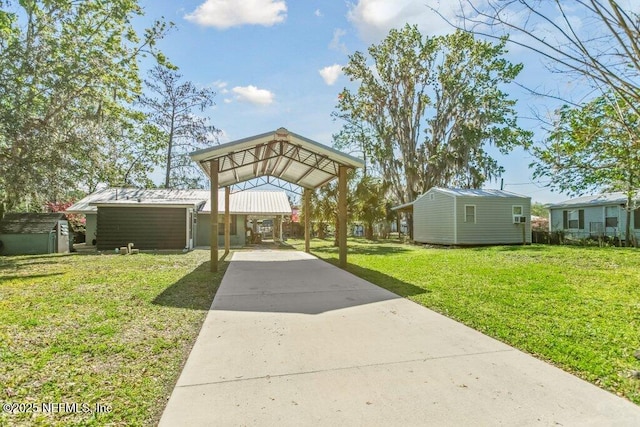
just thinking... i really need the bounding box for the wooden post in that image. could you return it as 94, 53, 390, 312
224, 186, 230, 255
338, 165, 347, 268
210, 159, 219, 272
304, 188, 311, 253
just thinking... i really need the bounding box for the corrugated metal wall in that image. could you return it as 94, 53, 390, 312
97, 207, 186, 250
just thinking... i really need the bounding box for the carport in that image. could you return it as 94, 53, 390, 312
190, 127, 364, 271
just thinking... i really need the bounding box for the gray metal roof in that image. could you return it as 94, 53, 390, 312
201, 190, 291, 215
392, 187, 530, 210
0, 213, 66, 234
431, 188, 529, 198
66, 188, 291, 215
66, 188, 210, 213
547, 191, 638, 209
190, 127, 364, 189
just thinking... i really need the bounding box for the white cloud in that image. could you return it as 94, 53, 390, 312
314, 9, 323, 17
185, 0, 287, 29
329, 28, 348, 53
347, 0, 470, 42
319, 64, 343, 86
232, 85, 275, 105
224, 98, 233, 103
209, 80, 229, 94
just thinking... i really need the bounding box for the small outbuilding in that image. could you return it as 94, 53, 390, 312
398, 188, 531, 246
0, 213, 70, 255
66, 188, 292, 251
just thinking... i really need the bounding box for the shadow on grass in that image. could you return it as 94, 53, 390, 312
312, 243, 413, 256
152, 260, 230, 310
0, 272, 64, 283
316, 255, 428, 299
471, 245, 549, 252
243, 240, 298, 251
0, 258, 16, 271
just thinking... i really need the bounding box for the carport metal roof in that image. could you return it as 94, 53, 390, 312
190, 127, 364, 190
192, 127, 363, 272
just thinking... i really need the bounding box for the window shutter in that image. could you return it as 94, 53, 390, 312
563, 211, 568, 229
578, 209, 585, 230
634, 208, 640, 229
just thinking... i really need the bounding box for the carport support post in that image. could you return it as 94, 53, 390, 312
224, 186, 230, 255
210, 159, 219, 272
304, 188, 311, 253
338, 165, 347, 268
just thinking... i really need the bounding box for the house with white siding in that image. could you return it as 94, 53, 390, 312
547, 192, 640, 241
396, 188, 531, 246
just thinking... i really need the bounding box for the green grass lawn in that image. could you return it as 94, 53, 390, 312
290, 238, 640, 405
0, 250, 227, 426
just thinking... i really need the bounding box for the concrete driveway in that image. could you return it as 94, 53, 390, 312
159, 250, 640, 426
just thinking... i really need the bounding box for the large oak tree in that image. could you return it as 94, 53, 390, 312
336, 26, 531, 207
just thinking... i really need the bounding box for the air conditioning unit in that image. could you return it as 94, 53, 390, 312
513, 216, 527, 224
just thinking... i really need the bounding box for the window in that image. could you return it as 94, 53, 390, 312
635, 207, 640, 230
512, 205, 523, 222
464, 205, 476, 223
605, 206, 618, 228
568, 210, 579, 229
563, 209, 584, 230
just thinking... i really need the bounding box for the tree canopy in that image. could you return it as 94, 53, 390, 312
455, 1, 640, 111
139, 65, 219, 189
532, 92, 640, 242
335, 26, 531, 205
0, 0, 170, 214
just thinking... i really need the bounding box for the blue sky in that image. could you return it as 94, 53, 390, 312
135, 0, 602, 204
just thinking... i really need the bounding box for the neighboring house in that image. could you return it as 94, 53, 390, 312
547, 192, 640, 240
66, 188, 292, 251
397, 188, 531, 245
0, 213, 70, 255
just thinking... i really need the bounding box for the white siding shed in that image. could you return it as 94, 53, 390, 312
412, 188, 531, 245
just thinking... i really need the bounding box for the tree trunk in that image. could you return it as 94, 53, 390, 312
165, 112, 175, 188
407, 212, 414, 240
365, 222, 374, 240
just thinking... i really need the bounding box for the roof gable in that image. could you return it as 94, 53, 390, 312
190, 127, 364, 189
0, 213, 66, 234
